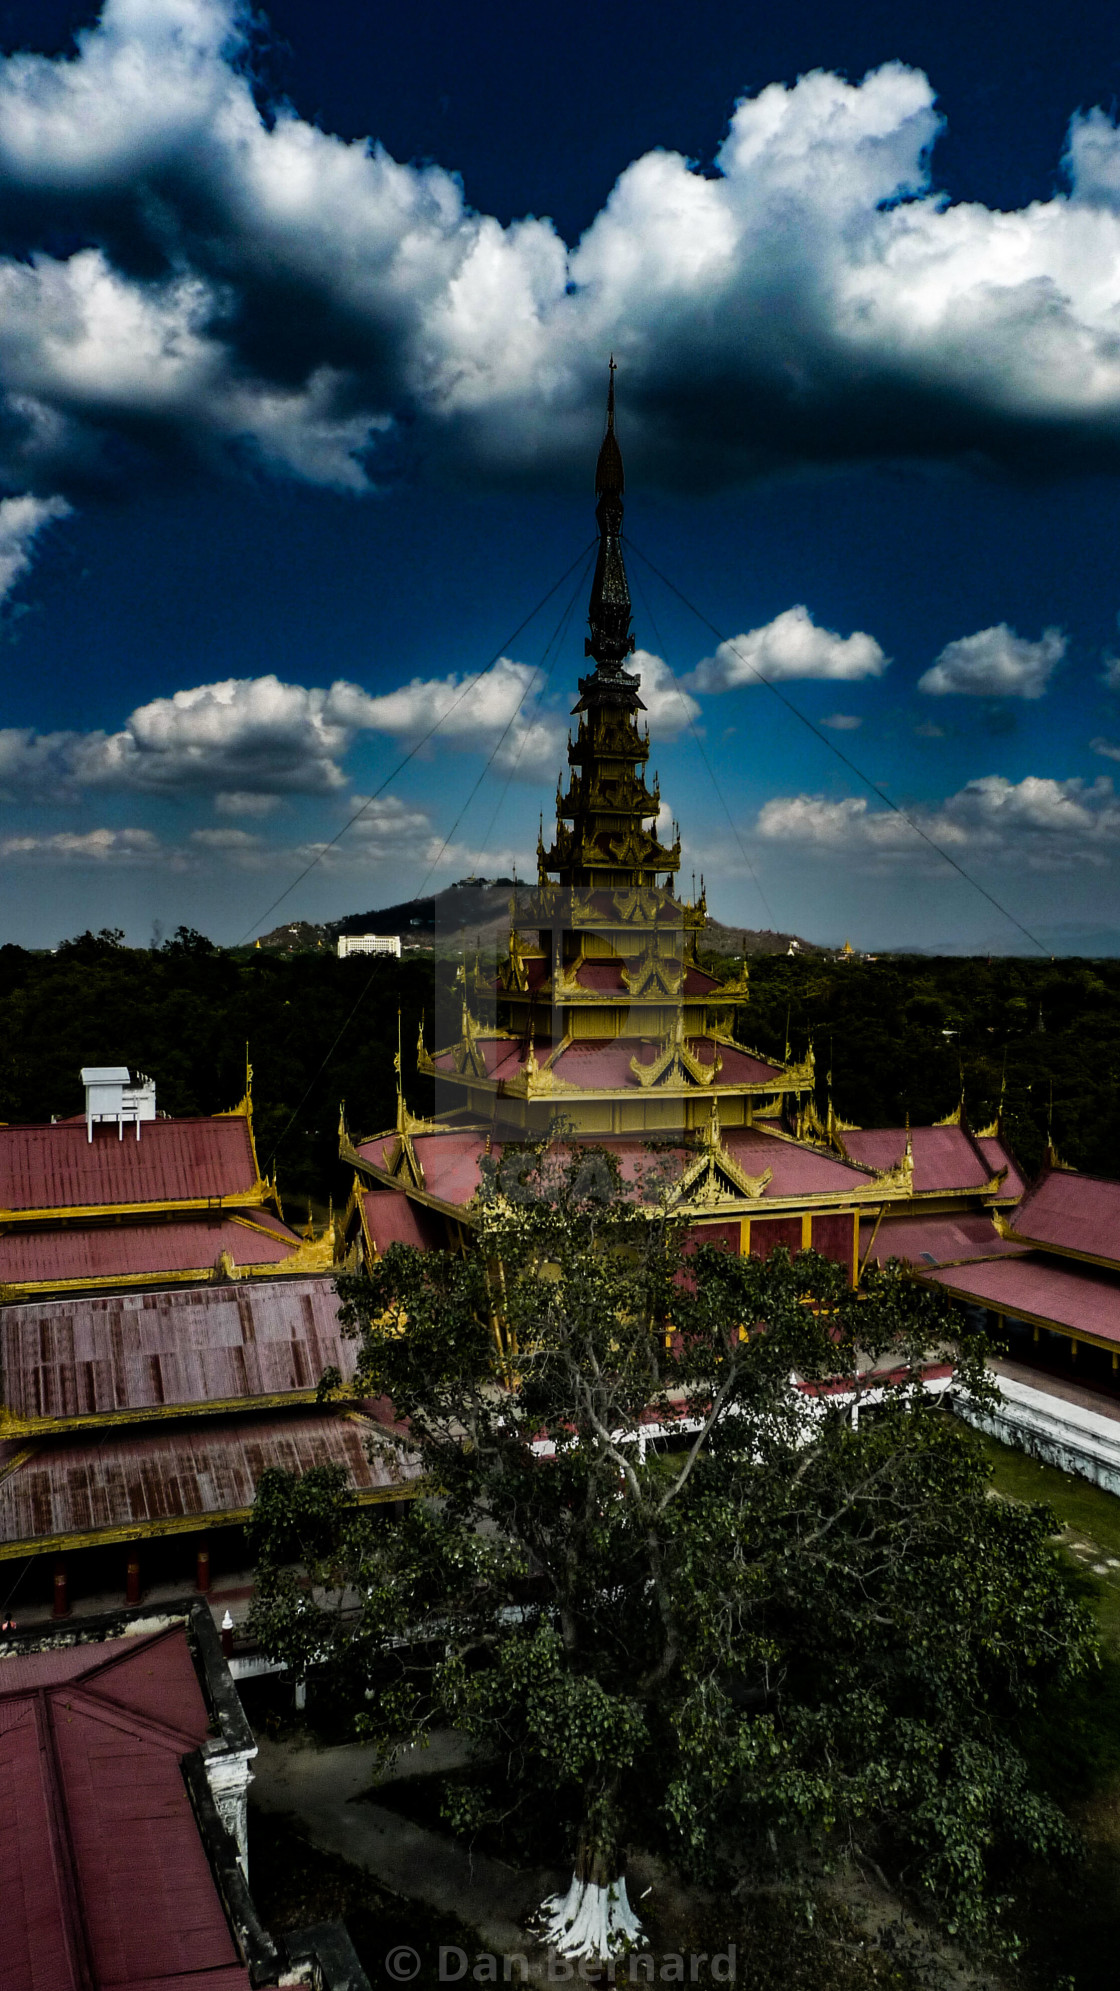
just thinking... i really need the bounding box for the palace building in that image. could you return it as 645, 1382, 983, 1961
0, 1068, 419, 1623
339, 377, 1024, 1276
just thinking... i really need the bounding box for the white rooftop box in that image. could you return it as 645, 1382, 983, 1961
80, 1066, 157, 1142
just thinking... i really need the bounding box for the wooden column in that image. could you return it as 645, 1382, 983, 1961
52, 1558, 69, 1619
125, 1550, 141, 1605
195, 1538, 211, 1593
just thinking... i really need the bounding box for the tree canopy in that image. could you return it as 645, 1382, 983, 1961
249, 1143, 1094, 1959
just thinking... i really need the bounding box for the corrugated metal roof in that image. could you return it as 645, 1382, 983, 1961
925, 1252, 1120, 1341
0, 1625, 249, 1991
1, 1277, 357, 1425
1009, 1167, 1120, 1265
0, 1210, 301, 1288
0, 1115, 260, 1213
0, 1411, 420, 1551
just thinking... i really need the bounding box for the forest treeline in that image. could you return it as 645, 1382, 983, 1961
1, 927, 1118, 1205
736, 949, 1120, 1179
0, 928, 437, 1213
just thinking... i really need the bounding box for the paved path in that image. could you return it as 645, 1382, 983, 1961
250, 1731, 564, 1954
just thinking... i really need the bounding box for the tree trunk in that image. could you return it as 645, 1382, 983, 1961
536, 1825, 644, 1960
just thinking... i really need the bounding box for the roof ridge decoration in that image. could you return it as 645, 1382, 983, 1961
869, 1133, 915, 1195
631, 1012, 723, 1089
623, 947, 684, 998
934, 1096, 964, 1128
671, 1102, 772, 1207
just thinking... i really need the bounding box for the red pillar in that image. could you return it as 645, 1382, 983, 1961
125, 1550, 141, 1606
52, 1558, 69, 1619
195, 1538, 210, 1593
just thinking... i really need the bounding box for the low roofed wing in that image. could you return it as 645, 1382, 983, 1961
0, 1210, 302, 1291
0, 1410, 420, 1554
925, 1251, 1120, 1344
0, 1276, 357, 1428
860, 1211, 1027, 1271
0, 1627, 249, 1991
1009, 1168, 1120, 1266
0, 1116, 263, 1214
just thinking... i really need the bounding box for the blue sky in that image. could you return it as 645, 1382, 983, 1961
5, 2, 1120, 950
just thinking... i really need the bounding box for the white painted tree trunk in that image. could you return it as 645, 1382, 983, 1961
537, 1872, 645, 1959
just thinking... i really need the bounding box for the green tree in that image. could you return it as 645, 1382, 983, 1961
249, 1145, 1093, 1962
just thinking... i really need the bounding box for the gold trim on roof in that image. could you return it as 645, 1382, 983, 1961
631, 1013, 723, 1089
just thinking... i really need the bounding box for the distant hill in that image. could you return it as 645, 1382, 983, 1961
256, 884, 819, 959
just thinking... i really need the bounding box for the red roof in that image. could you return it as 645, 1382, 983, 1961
0, 1210, 301, 1289
976, 1135, 1026, 1200
1009, 1167, 1120, 1266
0, 1410, 419, 1552
358, 1124, 872, 1214
842, 1123, 995, 1193
0, 1276, 357, 1427
924, 1251, 1120, 1343
361, 1190, 446, 1251
0, 1116, 261, 1214
860, 1211, 1026, 1270
0, 1625, 250, 1991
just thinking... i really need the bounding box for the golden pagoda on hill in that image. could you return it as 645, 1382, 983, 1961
340, 374, 1024, 1283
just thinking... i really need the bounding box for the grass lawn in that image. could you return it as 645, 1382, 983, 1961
958, 1417, 1120, 1649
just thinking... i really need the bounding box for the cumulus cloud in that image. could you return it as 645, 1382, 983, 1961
0, 826, 162, 862
1, 7, 1120, 493
757, 773, 1120, 869
1101, 657, 1120, 691
0, 656, 574, 801
689, 607, 887, 692
918, 624, 1066, 698
0, 492, 70, 602
630, 650, 700, 738
821, 712, 862, 730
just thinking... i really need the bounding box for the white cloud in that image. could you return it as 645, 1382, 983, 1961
1102, 656, 1120, 690
336, 657, 565, 775
630, 650, 700, 738
214, 790, 281, 815
918, 624, 1066, 698
1091, 737, 1120, 761
757, 773, 1120, 869
689, 608, 888, 692
1, 12, 1120, 490
0, 492, 70, 602
821, 712, 862, 730
0, 826, 162, 862
0, 650, 586, 802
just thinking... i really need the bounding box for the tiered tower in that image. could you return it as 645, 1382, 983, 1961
415, 372, 812, 1137
340, 370, 1026, 1284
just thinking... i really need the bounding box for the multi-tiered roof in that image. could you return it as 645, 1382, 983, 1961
341, 375, 1024, 1280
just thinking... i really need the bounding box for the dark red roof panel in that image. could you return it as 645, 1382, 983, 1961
0, 1410, 419, 1551
0, 1277, 356, 1424
0, 1210, 300, 1288
0, 1625, 249, 1991
924, 1252, 1120, 1342
860, 1211, 1027, 1270
976, 1135, 1026, 1201
1009, 1168, 1120, 1264
842, 1124, 993, 1193
0, 1116, 260, 1214
362, 1190, 446, 1251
